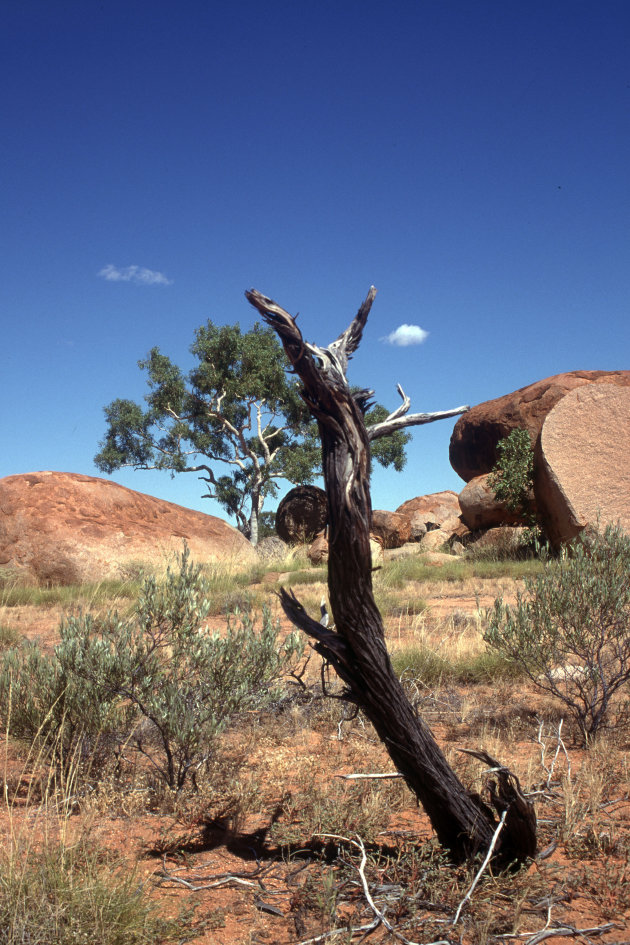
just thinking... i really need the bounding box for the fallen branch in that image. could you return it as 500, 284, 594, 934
318, 833, 449, 945
155, 857, 277, 891
535, 719, 571, 791
336, 772, 404, 780
451, 809, 508, 926
508, 921, 619, 944
156, 872, 258, 891
292, 920, 380, 945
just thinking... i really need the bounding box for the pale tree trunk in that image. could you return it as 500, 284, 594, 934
249, 490, 260, 547
246, 286, 536, 867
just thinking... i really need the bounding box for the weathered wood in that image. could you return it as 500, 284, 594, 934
245, 286, 536, 866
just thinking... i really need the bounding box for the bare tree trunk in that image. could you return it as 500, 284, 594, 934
249, 487, 261, 547
246, 286, 536, 868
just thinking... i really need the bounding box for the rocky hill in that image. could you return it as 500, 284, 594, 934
0, 471, 256, 585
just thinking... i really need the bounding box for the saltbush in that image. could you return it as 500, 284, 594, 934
0, 549, 304, 791
484, 524, 630, 742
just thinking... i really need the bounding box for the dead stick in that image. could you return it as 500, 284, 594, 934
452, 809, 508, 926
336, 772, 404, 780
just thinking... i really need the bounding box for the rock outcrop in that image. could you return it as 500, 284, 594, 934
307, 532, 329, 566
256, 536, 289, 562
466, 526, 531, 557
458, 473, 527, 530
0, 471, 256, 585
450, 371, 630, 482
275, 486, 327, 544
371, 510, 412, 549
396, 491, 460, 536
534, 385, 630, 545
417, 515, 468, 553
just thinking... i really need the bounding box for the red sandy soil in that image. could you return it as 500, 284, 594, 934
1, 582, 629, 945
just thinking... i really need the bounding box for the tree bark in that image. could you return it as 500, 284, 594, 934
246, 286, 536, 867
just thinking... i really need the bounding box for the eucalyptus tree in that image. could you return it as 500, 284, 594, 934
95, 319, 409, 544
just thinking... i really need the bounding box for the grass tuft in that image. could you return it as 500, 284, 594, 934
0, 834, 177, 945
391, 643, 522, 685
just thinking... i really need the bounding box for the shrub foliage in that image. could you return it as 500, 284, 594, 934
0, 549, 303, 791
485, 524, 630, 741
487, 427, 535, 515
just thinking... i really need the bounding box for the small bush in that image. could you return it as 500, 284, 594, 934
487, 427, 543, 549
487, 427, 535, 516
0, 637, 129, 775
485, 524, 630, 742
0, 625, 21, 651
0, 549, 304, 792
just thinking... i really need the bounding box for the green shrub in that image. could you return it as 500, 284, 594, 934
487, 427, 542, 549
0, 549, 304, 791
484, 524, 630, 742
0, 637, 129, 774
487, 428, 534, 515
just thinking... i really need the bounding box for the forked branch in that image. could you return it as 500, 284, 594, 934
245, 285, 536, 867
367, 383, 469, 440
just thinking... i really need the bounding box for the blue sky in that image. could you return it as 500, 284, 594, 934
2, 0, 629, 525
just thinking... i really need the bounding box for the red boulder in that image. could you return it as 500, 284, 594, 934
450, 371, 630, 482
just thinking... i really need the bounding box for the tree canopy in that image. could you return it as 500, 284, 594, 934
95, 318, 410, 544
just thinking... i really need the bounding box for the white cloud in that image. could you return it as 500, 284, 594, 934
380, 323, 429, 346
98, 264, 173, 286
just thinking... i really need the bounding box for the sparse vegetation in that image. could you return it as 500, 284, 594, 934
0, 578, 143, 609
392, 642, 522, 686
376, 553, 543, 588
485, 523, 630, 742
1, 541, 629, 944
0, 549, 304, 791
0, 834, 176, 945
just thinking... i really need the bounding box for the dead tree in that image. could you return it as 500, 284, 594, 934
246, 286, 536, 867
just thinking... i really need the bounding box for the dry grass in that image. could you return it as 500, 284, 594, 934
0, 550, 628, 944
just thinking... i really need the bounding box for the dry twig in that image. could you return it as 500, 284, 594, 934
335, 772, 404, 781
451, 809, 508, 926
318, 833, 449, 945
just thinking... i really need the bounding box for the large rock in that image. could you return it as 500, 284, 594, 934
396, 491, 460, 535
307, 532, 329, 566
534, 386, 630, 546
450, 371, 630, 482
275, 485, 328, 544
458, 473, 527, 529
371, 510, 412, 549
466, 526, 531, 557
417, 513, 466, 553
0, 471, 256, 585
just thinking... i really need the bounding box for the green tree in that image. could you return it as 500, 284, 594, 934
95, 320, 410, 544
